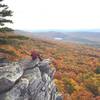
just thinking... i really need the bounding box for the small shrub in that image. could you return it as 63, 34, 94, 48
95, 66, 100, 74
0, 38, 14, 44
0, 27, 13, 32
0, 38, 21, 46
0, 48, 17, 56
85, 83, 99, 96
6, 35, 29, 40
67, 83, 75, 94
64, 79, 75, 94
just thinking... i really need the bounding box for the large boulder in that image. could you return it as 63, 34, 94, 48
0, 59, 62, 100
19, 58, 40, 70
0, 63, 23, 93
1, 78, 29, 100
23, 67, 41, 82
39, 59, 51, 73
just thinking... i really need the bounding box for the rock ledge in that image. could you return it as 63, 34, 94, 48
0, 59, 62, 100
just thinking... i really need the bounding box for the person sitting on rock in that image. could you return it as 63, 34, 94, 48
31, 49, 42, 61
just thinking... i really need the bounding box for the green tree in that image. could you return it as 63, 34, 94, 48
63, 78, 75, 95
95, 66, 100, 74
0, 0, 13, 32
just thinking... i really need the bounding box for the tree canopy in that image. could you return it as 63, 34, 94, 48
0, 0, 13, 32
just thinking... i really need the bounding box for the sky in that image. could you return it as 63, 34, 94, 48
4, 0, 100, 31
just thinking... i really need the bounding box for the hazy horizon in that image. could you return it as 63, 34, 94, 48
16, 29, 100, 33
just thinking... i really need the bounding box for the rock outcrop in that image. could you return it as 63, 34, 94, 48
0, 58, 62, 100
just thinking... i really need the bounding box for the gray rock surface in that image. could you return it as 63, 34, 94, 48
0, 63, 23, 93
0, 59, 63, 100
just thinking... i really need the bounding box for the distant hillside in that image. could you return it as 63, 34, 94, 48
22, 30, 100, 48
68, 32, 100, 42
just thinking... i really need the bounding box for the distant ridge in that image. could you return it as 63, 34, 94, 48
14, 30, 100, 48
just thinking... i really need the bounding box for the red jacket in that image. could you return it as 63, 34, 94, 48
31, 51, 42, 61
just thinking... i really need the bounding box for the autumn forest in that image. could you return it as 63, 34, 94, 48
0, 32, 100, 100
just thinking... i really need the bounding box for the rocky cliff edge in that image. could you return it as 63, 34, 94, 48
0, 58, 62, 100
